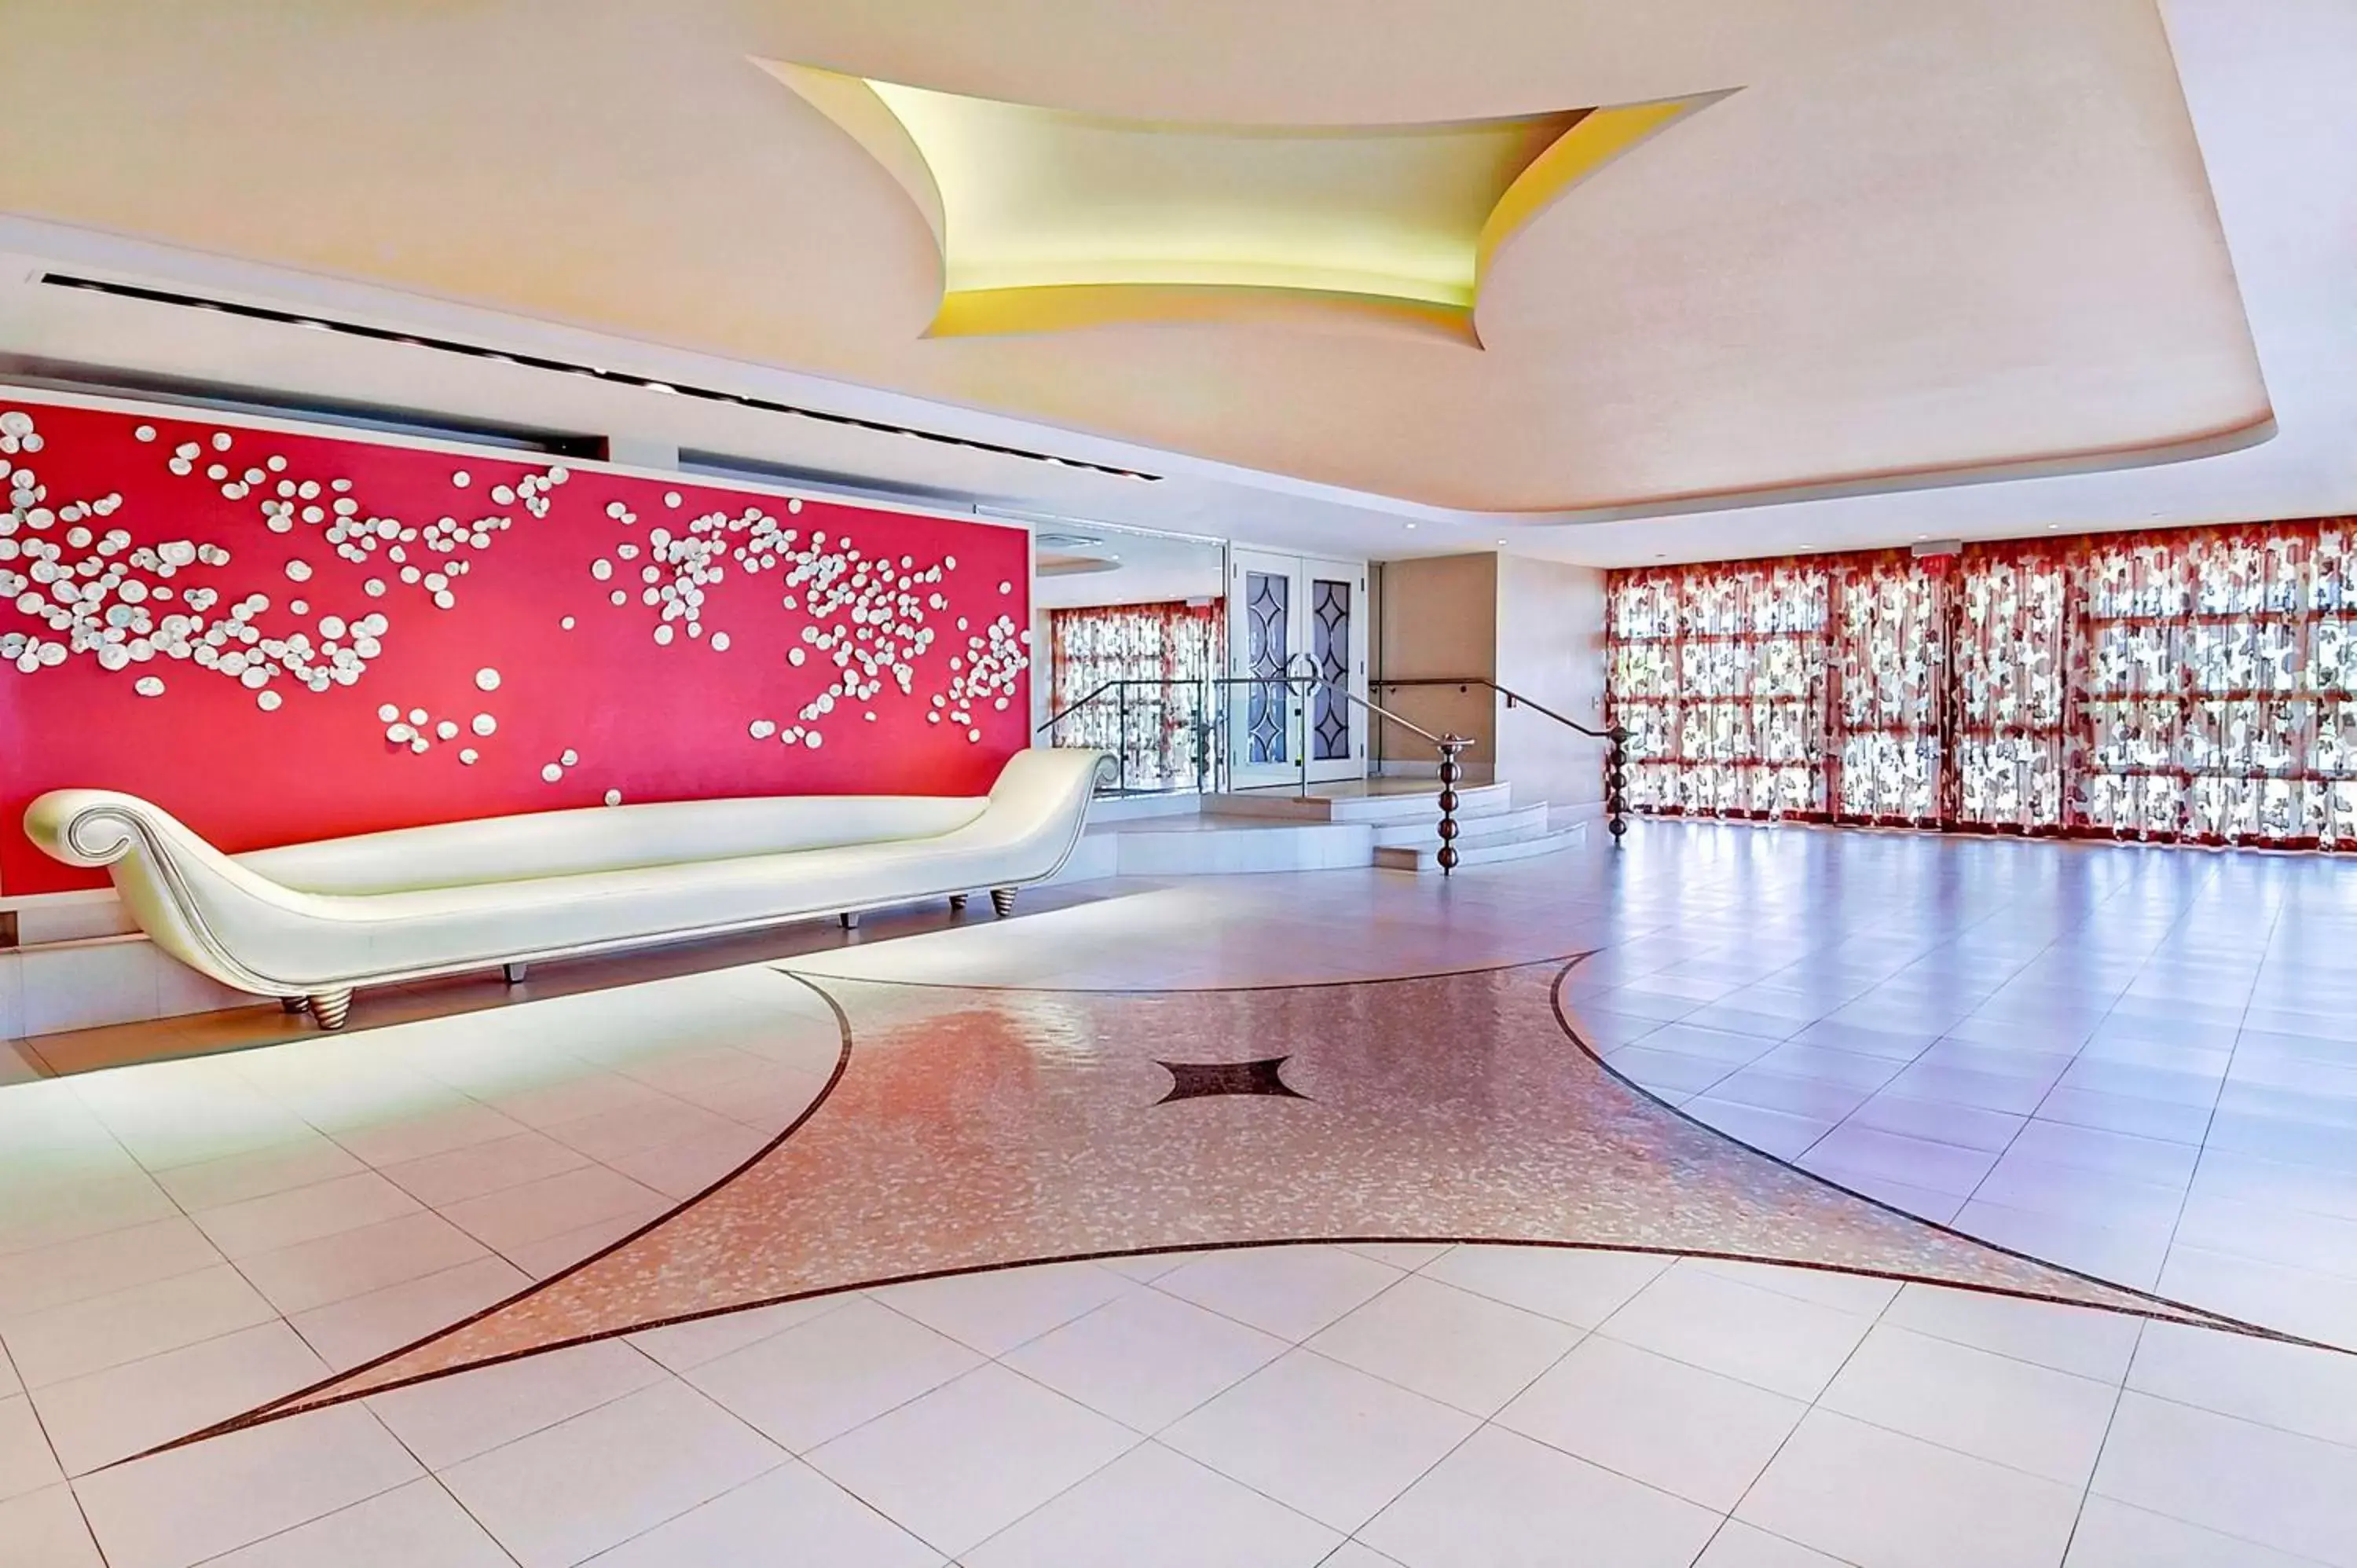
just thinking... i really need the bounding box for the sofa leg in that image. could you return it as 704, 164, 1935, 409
948, 893, 970, 912
308, 990, 354, 1031
839, 911, 860, 930
990, 888, 1017, 918
503, 961, 529, 984
280, 995, 310, 1015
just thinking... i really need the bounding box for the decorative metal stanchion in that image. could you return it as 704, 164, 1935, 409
1435, 735, 1472, 874
1606, 723, 1629, 842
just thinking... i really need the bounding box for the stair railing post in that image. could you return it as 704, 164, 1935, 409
1116, 683, 1130, 795
1436, 735, 1471, 875
1296, 676, 1310, 798
1607, 723, 1629, 843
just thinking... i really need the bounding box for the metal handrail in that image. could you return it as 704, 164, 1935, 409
1037, 673, 1450, 748
1038, 677, 1131, 735
1370, 675, 1631, 843
1037, 669, 1482, 871
1036, 676, 1222, 797
1372, 676, 1610, 738
1270, 659, 1450, 749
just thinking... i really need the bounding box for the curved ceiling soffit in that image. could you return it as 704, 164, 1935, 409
755, 60, 1728, 348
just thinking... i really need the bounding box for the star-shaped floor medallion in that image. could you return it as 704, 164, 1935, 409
1155, 1056, 1308, 1105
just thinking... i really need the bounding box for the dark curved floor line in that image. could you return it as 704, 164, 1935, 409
129, 969, 860, 1464
772, 948, 1585, 995
139, 953, 2341, 1466
1547, 960, 2339, 1354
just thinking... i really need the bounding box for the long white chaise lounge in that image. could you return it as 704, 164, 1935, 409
24, 748, 1109, 1028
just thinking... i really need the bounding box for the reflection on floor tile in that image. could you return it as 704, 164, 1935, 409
433, 1380, 783, 1568
1736, 1408, 2083, 1568
1161, 1349, 1479, 1533
962, 1440, 1340, 1568
1361, 1423, 1719, 1568
1499, 1334, 1804, 1512
804, 1364, 1137, 1558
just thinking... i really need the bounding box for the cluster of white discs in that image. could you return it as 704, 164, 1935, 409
159, 430, 307, 531
936, 615, 1030, 742
772, 526, 961, 742
377, 701, 497, 761
1, 412, 416, 702
774, 526, 946, 710
0, 412, 584, 737
580, 491, 1014, 753
0, 409, 45, 456
775, 530, 959, 742
490, 471, 562, 520
642, 509, 739, 648
253, 460, 567, 616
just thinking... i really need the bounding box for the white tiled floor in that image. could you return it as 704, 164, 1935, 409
1531, 826, 2357, 1353
40, 1243, 2336, 1567
0, 966, 839, 1476
9, 822, 2357, 1562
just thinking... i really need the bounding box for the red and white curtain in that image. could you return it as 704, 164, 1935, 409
1049, 601, 1223, 789
1607, 519, 2357, 849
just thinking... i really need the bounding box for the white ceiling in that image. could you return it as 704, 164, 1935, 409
0, 0, 2348, 568
1030, 525, 1225, 611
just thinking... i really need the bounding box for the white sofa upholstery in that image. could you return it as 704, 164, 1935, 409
24, 748, 1108, 1028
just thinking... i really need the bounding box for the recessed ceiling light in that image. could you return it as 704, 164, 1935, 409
1404, 522, 1417, 530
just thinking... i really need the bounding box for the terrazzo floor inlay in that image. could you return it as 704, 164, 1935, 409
170, 953, 2289, 1456
1155, 1055, 1309, 1104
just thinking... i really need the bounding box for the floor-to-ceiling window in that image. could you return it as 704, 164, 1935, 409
1607, 518, 2357, 848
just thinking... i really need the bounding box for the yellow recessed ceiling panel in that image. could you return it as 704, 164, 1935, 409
758, 60, 1723, 346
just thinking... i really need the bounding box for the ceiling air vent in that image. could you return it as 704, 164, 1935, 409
35, 273, 1164, 482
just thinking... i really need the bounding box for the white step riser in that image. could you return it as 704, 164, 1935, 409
1111, 823, 1373, 876
1207, 782, 1515, 826
1373, 823, 1589, 874
1373, 802, 1551, 848
1326, 787, 1514, 826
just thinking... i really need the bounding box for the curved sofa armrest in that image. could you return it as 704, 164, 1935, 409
987, 746, 1116, 810
23, 789, 325, 995
24, 789, 180, 869
962, 747, 1115, 881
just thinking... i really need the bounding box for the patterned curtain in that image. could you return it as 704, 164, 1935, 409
1832, 555, 1946, 824
1049, 601, 1224, 791
1953, 547, 2071, 832
1606, 518, 2357, 849
1608, 559, 1829, 818
2074, 524, 2357, 845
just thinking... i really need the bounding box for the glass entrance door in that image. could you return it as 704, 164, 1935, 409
1226, 549, 1368, 789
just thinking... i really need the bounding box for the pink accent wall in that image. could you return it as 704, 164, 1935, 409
0, 391, 1032, 896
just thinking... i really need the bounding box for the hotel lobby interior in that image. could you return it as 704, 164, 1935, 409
4, 2, 2357, 1564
